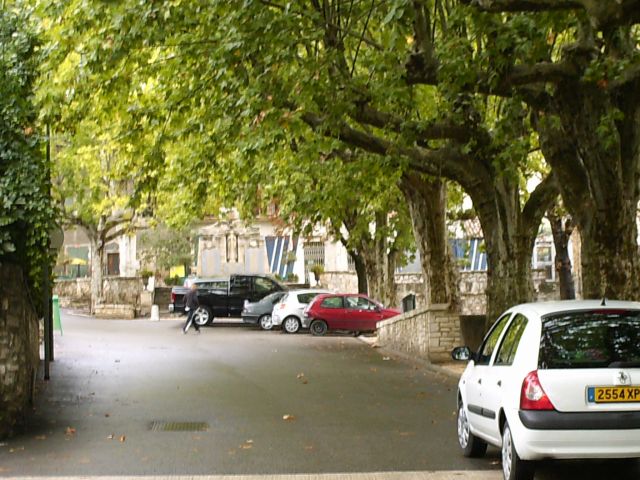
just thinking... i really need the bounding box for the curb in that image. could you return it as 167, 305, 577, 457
357, 336, 463, 382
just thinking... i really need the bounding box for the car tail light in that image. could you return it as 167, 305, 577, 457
277, 303, 285, 310
520, 370, 555, 410
171, 292, 176, 303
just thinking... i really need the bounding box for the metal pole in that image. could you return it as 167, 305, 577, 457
43, 262, 51, 380
46, 123, 54, 363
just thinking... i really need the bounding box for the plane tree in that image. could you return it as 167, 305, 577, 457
49, 120, 146, 312
409, 0, 640, 301
249, 146, 416, 306
37, 0, 561, 322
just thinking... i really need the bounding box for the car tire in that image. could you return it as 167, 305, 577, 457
310, 320, 328, 336
259, 314, 274, 331
282, 316, 300, 334
193, 306, 213, 326
457, 403, 487, 458
502, 420, 534, 480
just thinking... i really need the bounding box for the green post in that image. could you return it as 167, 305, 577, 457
52, 295, 62, 335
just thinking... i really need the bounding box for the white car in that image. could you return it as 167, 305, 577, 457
452, 300, 640, 480
272, 289, 329, 334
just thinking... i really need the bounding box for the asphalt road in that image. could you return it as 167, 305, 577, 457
1, 311, 639, 480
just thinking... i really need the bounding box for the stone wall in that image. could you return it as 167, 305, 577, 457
0, 264, 40, 438
53, 278, 91, 307
319, 271, 358, 294
377, 304, 462, 363
101, 277, 142, 308
54, 277, 143, 318
321, 270, 560, 315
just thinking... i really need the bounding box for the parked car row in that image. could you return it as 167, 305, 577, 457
246, 288, 400, 335
169, 275, 400, 335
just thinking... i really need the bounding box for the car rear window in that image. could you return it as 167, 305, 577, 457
298, 293, 319, 304
320, 296, 343, 308
539, 310, 640, 369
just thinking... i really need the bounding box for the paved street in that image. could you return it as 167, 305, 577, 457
1, 311, 639, 479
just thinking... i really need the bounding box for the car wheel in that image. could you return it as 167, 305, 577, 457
282, 316, 300, 334
457, 403, 487, 458
310, 320, 328, 336
193, 306, 213, 326
259, 314, 274, 331
502, 420, 534, 480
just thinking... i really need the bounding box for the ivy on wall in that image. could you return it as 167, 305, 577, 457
0, 3, 54, 311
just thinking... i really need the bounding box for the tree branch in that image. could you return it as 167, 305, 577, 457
353, 103, 474, 142
407, 58, 577, 93
522, 173, 560, 242
459, 0, 582, 13
299, 110, 466, 178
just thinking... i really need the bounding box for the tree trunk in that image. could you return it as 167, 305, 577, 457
536, 81, 640, 301
89, 235, 104, 314
580, 211, 639, 301
461, 171, 558, 330
357, 212, 398, 307
399, 174, 459, 309
548, 211, 575, 300
351, 252, 368, 294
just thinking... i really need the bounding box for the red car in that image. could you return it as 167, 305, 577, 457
303, 293, 400, 336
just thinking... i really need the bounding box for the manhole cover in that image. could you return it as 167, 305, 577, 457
150, 421, 209, 432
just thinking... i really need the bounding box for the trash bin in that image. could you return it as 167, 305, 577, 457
402, 293, 416, 313
52, 294, 63, 335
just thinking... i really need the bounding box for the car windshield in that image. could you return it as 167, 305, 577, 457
539, 310, 640, 369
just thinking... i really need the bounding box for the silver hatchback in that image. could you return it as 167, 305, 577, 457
272, 289, 329, 333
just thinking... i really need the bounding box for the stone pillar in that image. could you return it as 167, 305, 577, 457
0, 264, 40, 438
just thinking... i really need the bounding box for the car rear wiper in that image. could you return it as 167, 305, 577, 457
607, 361, 640, 368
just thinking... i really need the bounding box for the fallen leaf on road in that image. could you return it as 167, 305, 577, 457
304, 445, 314, 451
119, 435, 126, 443
369, 367, 378, 373
398, 431, 415, 437
105, 413, 110, 418
9, 447, 24, 453
107, 434, 114, 440
65, 427, 76, 436
297, 373, 305, 379
241, 443, 253, 450
282, 414, 296, 421
34, 435, 46, 440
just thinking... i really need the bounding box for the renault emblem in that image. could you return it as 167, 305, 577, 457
617, 371, 631, 385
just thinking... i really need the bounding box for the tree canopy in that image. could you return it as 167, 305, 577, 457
33, 0, 640, 318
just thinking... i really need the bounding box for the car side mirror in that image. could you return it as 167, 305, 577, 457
451, 346, 472, 362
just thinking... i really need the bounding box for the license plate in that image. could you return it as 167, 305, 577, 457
587, 386, 640, 403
